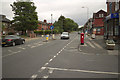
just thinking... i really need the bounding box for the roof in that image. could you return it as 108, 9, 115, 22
0, 15, 10, 22
93, 18, 104, 27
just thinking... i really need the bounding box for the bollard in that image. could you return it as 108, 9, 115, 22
52, 34, 55, 40
42, 35, 44, 37
46, 34, 49, 41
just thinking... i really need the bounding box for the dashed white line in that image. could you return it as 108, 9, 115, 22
31, 74, 38, 79
44, 63, 49, 66
53, 56, 56, 58
42, 75, 49, 79
49, 59, 53, 62
38, 67, 46, 72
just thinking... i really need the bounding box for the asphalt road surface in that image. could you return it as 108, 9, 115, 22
2, 32, 119, 79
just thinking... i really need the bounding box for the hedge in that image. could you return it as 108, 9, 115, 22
34, 30, 59, 35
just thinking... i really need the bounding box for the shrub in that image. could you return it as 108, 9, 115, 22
8, 32, 14, 35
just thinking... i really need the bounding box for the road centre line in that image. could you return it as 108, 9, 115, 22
49, 59, 53, 62
42, 75, 49, 79
44, 63, 49, 66
31, 74, 38, 79
31, 36, 78, 79
46, 67, 120, 75
38, 67, 46, 72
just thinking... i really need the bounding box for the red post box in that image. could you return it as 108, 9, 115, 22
81, 33, 84, 45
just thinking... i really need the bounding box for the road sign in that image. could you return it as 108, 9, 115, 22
50, 26, 54, 30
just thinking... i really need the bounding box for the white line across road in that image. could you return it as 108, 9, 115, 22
45, 67, 120, 75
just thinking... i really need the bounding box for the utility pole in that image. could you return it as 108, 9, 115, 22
51, 14, 53, 39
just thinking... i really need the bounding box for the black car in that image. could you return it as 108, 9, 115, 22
2, 35, 25, 47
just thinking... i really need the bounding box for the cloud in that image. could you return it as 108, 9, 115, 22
1, 0, 107, 25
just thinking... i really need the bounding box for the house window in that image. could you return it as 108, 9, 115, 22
99, 14, 101, 18
99, 14, 103, 18
102, 14, 104, 17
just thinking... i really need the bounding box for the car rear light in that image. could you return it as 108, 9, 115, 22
8, 39, 12, 41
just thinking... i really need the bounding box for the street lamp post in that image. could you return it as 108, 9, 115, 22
82, 6, 89, 34
82, 6, 89, 20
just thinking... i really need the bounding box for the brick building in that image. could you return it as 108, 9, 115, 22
104, 0, 119, 42
0, 14, 12, 35
37, 20, 52, 31
92, 10, 107, 35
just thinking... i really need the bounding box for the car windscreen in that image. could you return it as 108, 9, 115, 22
62, 33, 68, 35
5, 35, 20, 39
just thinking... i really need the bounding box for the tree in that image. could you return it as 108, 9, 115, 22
11, 0, 38, 35
53, 15, 78, 32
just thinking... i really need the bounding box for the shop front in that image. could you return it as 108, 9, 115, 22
104, 13, 119, 42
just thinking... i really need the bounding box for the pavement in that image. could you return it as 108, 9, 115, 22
79, 35, 119, 55
2, 32, 119, 80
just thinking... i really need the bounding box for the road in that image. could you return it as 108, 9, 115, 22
2, 32, 119, 79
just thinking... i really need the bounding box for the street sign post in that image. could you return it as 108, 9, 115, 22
50, 25, 54, 39
50, 26, 54, 30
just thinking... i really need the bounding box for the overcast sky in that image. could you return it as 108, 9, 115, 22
0, 0, 107, 26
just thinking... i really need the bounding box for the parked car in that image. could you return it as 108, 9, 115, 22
2, 35, 25, 47
61, 32, 69, 39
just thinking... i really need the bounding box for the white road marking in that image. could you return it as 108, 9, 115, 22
8, 50, 12, 52
87, 41, 95, 48
3, 51, 21, 58
44, 63, 49, 66
46, 67, 120, 75
31, 74, 38, 79
21, 48, 25, 50
48, 69, 54, 74
18, 47, 26, 49
53, 56, 56, 58
17, 51, 21, 53
92, 42, 103, 49
38, 67, 46, 72
31, 46, 36, 48
49, 59, 53, 62
42, 75, 49, 79
27, 45, 31, 47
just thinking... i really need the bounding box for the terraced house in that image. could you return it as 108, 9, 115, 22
0, 15, 12, 35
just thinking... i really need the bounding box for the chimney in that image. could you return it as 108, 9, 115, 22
44, 20, 47, 23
